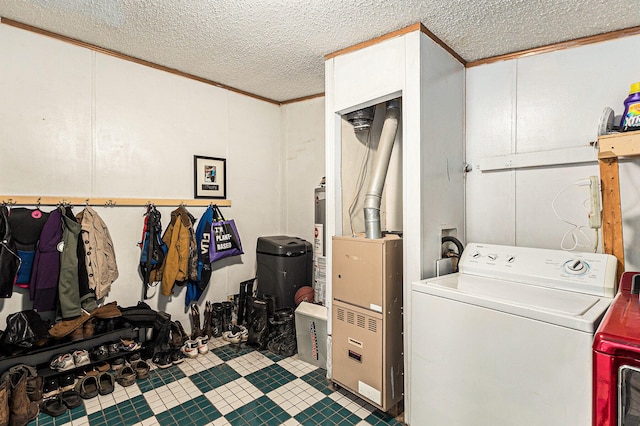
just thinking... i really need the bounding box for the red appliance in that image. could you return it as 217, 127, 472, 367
593, 271, 640, 425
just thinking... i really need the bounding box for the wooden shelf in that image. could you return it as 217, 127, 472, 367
0, 196, 231, 208
598, 130, 640, 158
597, 130, 640, 282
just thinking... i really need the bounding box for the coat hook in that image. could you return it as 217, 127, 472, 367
36, 197, 41, 208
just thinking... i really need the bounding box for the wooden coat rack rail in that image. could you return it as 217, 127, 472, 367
0, 195, 232, 208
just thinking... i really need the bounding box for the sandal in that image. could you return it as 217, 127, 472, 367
75, 375, 99, 399
97, 372, 115, 395
40, 395, 67, 417
131, 360, 150, 379
115, 366, 136, 387
60, 389, 82, 409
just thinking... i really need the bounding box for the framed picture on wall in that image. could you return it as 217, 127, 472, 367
194, 155, 226, 199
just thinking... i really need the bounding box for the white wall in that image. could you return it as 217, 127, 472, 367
281, 97, 326, 244
0, 23, 285, 330
465, 34, 640, 271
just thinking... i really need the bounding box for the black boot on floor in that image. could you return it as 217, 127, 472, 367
248, 299, 269, 350
212, 303, 223, 338
221, 301, 234, 333
237, 278, 255, 326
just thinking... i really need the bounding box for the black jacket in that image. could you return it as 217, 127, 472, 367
0, 206, 20, 298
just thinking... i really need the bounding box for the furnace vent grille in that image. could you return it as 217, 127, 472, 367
368, 318, 377, 333
337, 307, 344, 322
357, 314, 366, 329
347, 311, 354, 324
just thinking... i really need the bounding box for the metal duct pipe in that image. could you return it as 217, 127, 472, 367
364, 99, 400, 239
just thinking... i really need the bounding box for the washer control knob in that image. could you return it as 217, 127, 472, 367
488, 254, 497, 261
472, 252, 481, 259
564, 259, 588, 275
506, 255, 515, 263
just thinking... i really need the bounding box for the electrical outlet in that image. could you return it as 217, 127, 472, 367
589, 176, 602, 229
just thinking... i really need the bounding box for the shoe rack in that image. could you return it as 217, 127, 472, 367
0, 326, 137, 375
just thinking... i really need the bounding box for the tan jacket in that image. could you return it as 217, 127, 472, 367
76, 207, 119, 299
159, 206, 197, 296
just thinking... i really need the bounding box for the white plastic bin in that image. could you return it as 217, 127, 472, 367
295, 301, 328, 369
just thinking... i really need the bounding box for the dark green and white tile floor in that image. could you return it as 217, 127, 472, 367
27, 338, 403, 426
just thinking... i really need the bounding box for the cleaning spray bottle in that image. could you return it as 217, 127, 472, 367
621, 82, 640, 132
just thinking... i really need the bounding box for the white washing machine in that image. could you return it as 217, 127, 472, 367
410, 243, 617, 426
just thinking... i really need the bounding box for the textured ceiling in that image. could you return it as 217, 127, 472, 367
1, 0, 639, 103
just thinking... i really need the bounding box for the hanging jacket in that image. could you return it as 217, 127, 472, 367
185, 205, 214, 305
30, 208, 62, 312
159, 206, 197, 296
139, 206, 167, 299
76, 207, 119, 299
8, 207, 50, 286
58, 207, 82, 319
0, 205, 20, 298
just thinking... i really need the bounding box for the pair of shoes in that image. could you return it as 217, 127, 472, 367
39, 390, 82, 417
42, 372, 74, 399
115, 365, 136, 387
49, 350, 91, 372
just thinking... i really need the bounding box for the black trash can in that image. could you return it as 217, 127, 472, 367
256, 236, 313, 310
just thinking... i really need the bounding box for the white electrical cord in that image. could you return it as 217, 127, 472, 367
348, 130, 372, 237
551, 181, 594, 251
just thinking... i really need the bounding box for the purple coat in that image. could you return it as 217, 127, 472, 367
30, 208, 62, 312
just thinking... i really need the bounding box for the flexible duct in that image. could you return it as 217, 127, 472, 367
364, 99, 400, 239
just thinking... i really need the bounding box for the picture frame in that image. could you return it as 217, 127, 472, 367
194, 155, 226, 199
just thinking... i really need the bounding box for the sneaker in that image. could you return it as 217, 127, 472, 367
120, 339, 141, 352
180, 340, 199, 358
72, 350, 91, 367
223, 325, 246, 344
50, 353, 75, 372
152, 352, 172, 369
170, 350, 184, 365
91, 345, 109, 361
196, 335, 209, 354
107, 343, 120, 355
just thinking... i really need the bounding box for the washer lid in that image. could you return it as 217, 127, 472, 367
412, 273, 612, 333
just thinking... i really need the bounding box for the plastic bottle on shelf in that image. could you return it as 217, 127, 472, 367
621, 82, 640, 132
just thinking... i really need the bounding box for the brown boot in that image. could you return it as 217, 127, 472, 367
8, 369, 38, 426
0, 378, 9, 426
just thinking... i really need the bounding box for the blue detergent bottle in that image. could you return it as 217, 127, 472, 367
621, 82, 640, 132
